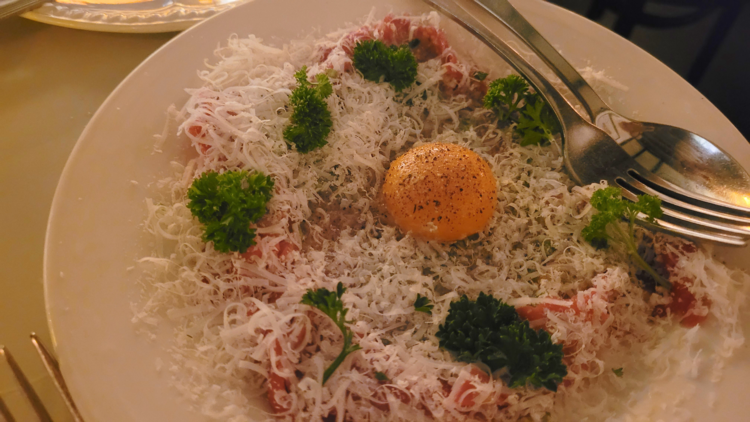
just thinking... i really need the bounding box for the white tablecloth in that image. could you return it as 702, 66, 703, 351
0, 17, 174, 420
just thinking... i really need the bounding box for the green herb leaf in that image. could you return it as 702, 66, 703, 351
483, 75, 528, 121
283, 66, 334, 153
414, 294, 434, 315
483, 75, 560, 146
631, 194, 663, 224
187, 170, 274, 253
436, 293, 567, 391
581, 213, 614, 249
375, 371, 389, 381
352, 40, 418, 92
473, 71, 489, 81
516, 95, 560, 146
612, 367, 624, 377
301, 282, 362, 384
582, 187, 670, 289
314, 73, 333, 98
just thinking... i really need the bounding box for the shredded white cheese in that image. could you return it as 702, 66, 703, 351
134, 12, 750, 422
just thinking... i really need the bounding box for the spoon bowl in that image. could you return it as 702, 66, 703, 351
596, 111, 750, 213
425, 0, 750, 246
476, 0, 750, 213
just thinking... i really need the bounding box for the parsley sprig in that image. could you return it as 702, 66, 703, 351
187, 170, 274, 253
483, 74, 528, 121
301, 282, 362, 384
352, 39, 418, 92
283, 66, 334, 153
414, 294, 433, 315
581, 186, 670, 290
516, 96, 560, 147
483, 75, 560, 146
436, 293, 567, 391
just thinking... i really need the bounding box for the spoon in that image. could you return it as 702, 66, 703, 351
424, 0, 750, 245
474, 0, 750, 216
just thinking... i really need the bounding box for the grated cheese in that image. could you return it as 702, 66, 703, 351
134, 12, 750, 422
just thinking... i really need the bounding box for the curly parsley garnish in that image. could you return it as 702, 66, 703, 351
581, 186, 670, 290
516, 96, 560, 147
484, 74, 528, 121
612, 367, 624, 377
414, 294, 434, 315
483, 75, 560, 146
436, 293, 567, 391
352, 39, 418, 92
283, 66, 334, 153
301, 282, 362, 384
187, 170, 274, 254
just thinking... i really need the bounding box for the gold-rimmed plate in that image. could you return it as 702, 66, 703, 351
23, 0, 247, 33
43, 0, 750, 420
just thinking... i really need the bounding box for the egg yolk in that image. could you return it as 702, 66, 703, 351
381, 142, 497, 242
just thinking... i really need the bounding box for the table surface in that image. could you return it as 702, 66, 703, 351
0, 16, 175, 420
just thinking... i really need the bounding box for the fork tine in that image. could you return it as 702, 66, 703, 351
0, 394, 15, 422
628, 168, 750, 218
31, 333, 85, 422
618, 178, 750, 236
617, 173, 750, 225
659, 206, 750, 236
0, 347, 53, 422
618, 185, 749, 245
641, 216, 748, 246
425, 0, 749, 244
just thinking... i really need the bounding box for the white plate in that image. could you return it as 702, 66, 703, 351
44, 0, 750, 420
22, 0, 247, 33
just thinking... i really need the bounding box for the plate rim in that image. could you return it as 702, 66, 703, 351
22, 0, 249, 33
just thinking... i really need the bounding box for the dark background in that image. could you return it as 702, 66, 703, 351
545, 0, 750, 141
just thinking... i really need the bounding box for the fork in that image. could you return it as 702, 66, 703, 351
423, 0, 750, 246
0, 333, 84, 422
471, 0, 750, 231
475, 0, 750, 212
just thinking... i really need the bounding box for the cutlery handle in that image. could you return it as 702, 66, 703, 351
474, 0, 611, 120
0, 0, 45, 20
423, 0, 584, 131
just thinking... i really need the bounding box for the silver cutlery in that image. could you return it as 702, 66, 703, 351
0, 0, 46, 20
423, 0, 750, 246
31, 333, 84, 422
0, 333, 84, 422
0, 344, 53, 422
473, 0, 750, 218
